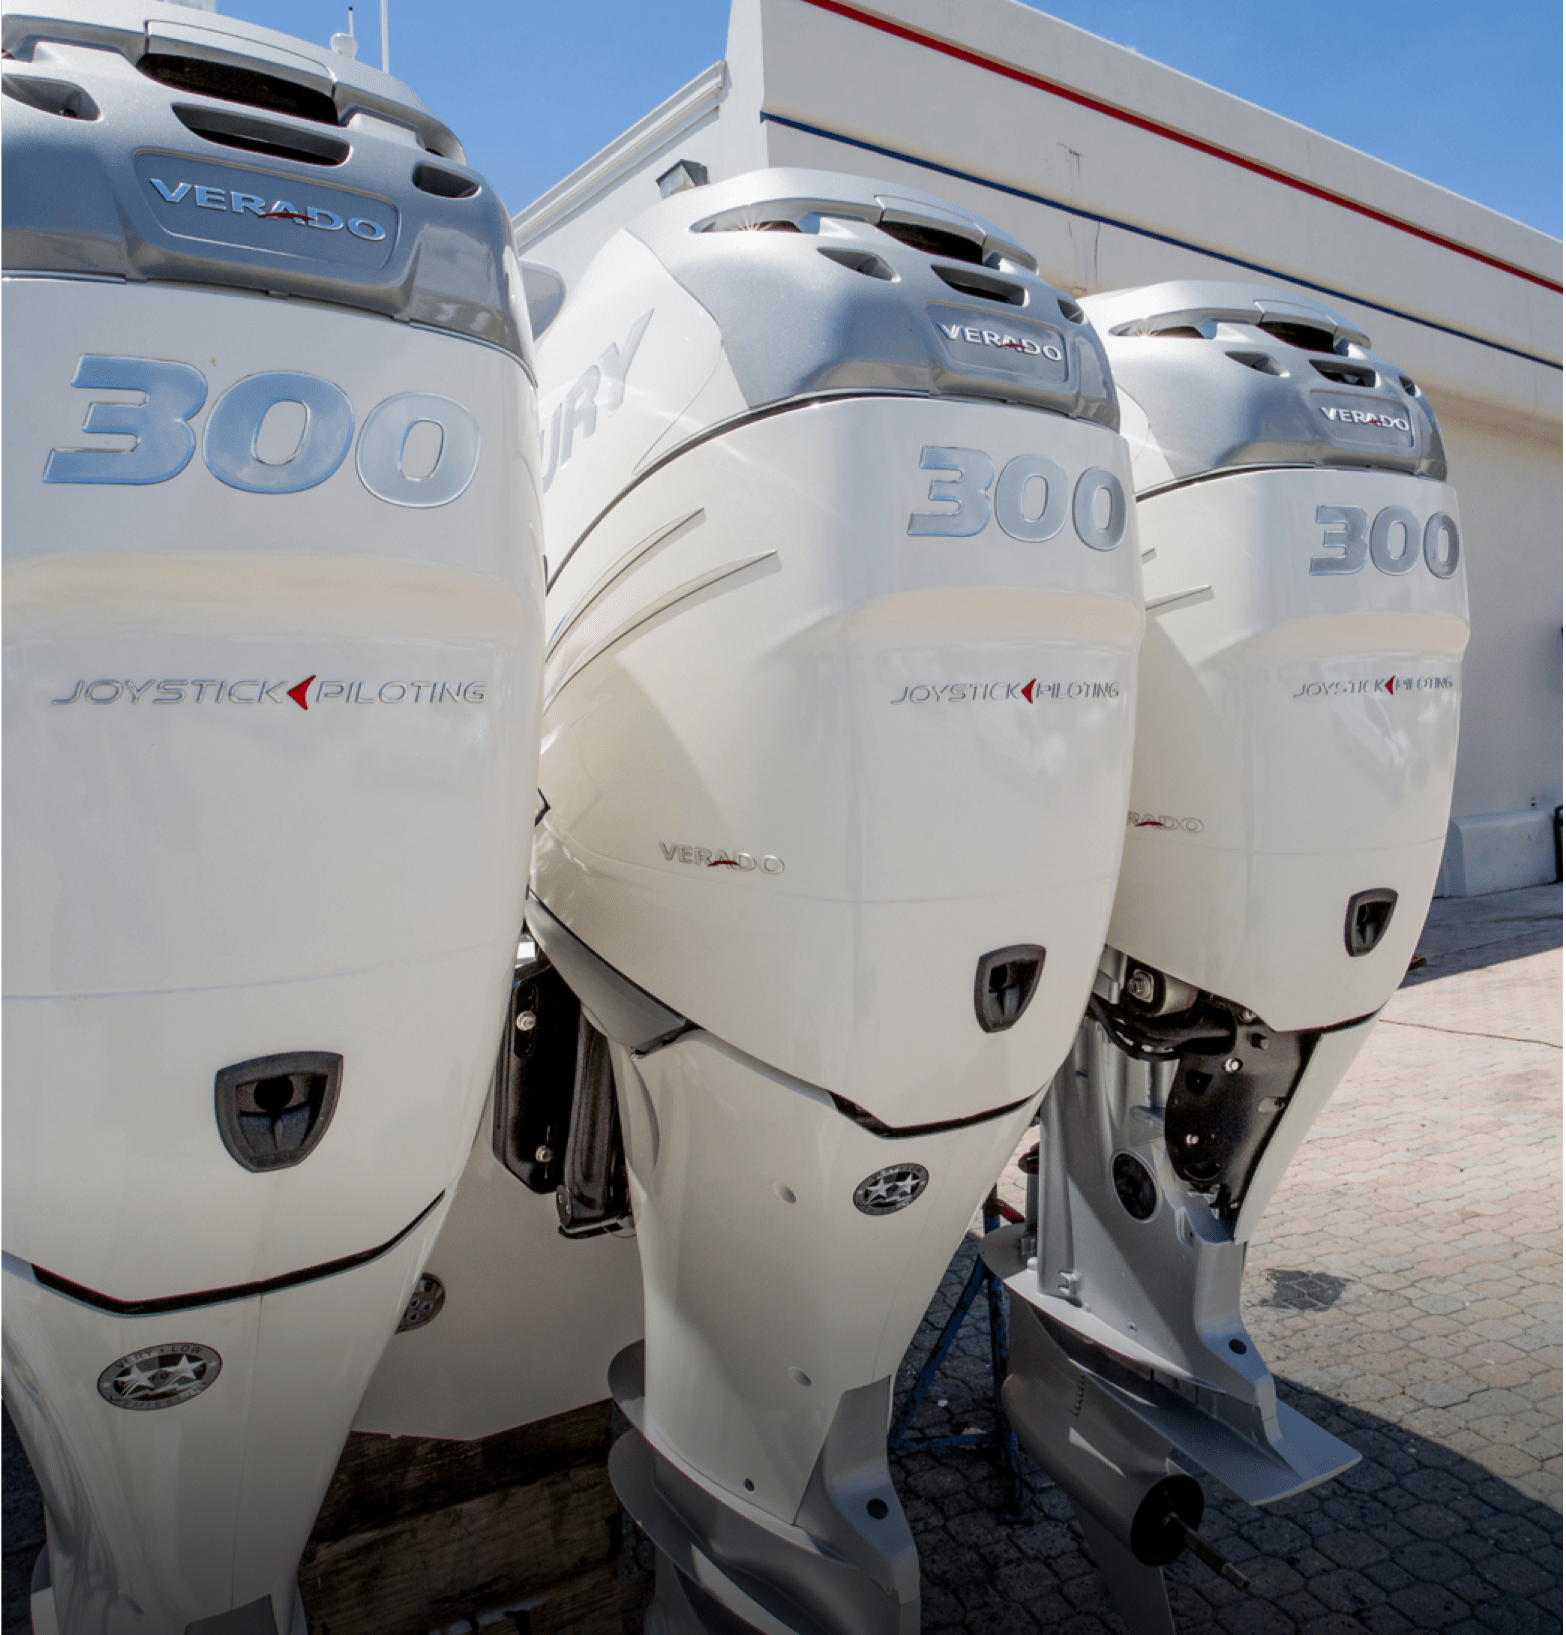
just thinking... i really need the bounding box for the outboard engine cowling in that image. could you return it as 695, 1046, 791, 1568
1, 5, 543, 1631
989, 282, 1470, 1635
532, 169, 1143, 1635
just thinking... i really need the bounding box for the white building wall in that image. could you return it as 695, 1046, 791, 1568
514, 0, 1563, 894
1432, 411, 1562, 873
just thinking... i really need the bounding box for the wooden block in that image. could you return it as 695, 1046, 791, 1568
310, 1400, 614, 1544
299, 1460, 621, 1635
527, 1566, 624, 1635
430, 1570, 623, 1635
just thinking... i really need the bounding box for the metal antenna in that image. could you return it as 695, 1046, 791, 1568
380, 0, 389, 72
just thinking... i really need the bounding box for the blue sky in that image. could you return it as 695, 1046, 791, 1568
221, 1, 1562, 238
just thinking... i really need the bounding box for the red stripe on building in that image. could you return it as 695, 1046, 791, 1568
796, 0, 1563, 296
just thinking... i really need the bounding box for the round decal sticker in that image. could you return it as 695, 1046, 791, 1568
852, 1164, 930, 1216
97, 1343, 222, 1410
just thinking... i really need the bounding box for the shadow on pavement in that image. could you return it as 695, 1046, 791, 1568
2, 1405, 44, 1635
1402, 883, 1562, 990
889, 1236, 1563, 1635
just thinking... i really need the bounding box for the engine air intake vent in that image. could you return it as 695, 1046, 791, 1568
1311, 358, 1377, 388
1256, 319, 1337, 354
412, 162, 479, 199
931, 263, 1025, 306
818, 246, 896, 280
140, 52, 341, 127
877, 220, 984, 264
700, 218, 801, 233
3, 73, 99, 120
1227, 351, 1283, 375
172, 103, 349, 166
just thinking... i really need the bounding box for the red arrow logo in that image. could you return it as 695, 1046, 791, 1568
288, 675, 315, 711
1383, 676, 1395, 696
1022, 679, 1036, 702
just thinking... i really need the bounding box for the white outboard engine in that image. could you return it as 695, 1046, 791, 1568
2, 5, 543, 1630
987, 283, 1470, 1634
530, 169, 1143, 1635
